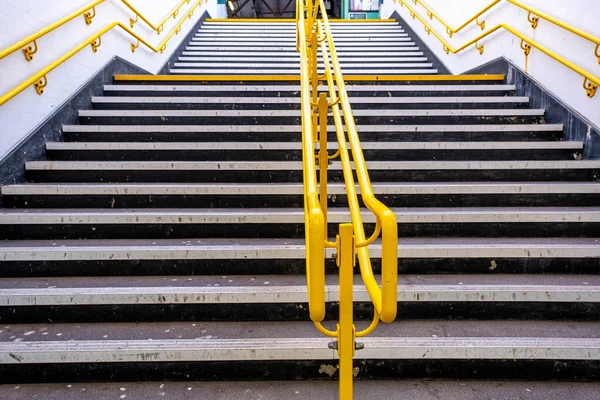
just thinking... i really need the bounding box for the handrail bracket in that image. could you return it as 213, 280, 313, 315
22, 40, 38, 62
90, 36, 102, 53
476, 16, 486, 30
129, 14, 139, 28
527, 11, 539, 29
33, 75, 48, 95
84, 6, 96, 25
520, 39, 531, 56
584, 78, 598, 98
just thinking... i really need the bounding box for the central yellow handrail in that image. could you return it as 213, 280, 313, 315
0, 1, 205, 106
318, 6, 399, 324
397, 0, 599, 98
298, 0, 398, 327
298, 1, 398, 397
297, 0, 327, 324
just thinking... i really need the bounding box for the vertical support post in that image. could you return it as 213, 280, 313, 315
337, 223, 355, 400
318, 93, 329, 239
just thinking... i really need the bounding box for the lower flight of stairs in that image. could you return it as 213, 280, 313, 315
1, 73, 600, 387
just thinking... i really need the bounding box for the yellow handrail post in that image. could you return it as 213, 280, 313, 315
336, 223, 356, 400
318, 93, 329, 239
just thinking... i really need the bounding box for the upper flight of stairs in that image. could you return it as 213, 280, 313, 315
171, 19, 438, 75
1, 19, 600, 393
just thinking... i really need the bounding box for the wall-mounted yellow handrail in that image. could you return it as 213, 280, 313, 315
0, 0, 198, 64
397, 0, 599, 98
123, 0, 193, 33
0, 0, 105, 61
0, 1, 204, 107
409, 0, 600, 63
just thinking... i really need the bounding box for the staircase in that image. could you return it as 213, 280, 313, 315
1, 19, 600, 397
171, 19, 438, 75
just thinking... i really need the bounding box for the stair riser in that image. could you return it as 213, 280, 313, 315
62, 130, 563, 143
1, 221, 598, 240
0, 257, 597, 278
102, 89, 515, 97
78, 115, 544, 125
5, 193, 600, 209
90, 102, 529, 111
1, 359, 598, 384
25, 169, 600, 183
1, 302, 598, 324
46, 148, 580, 162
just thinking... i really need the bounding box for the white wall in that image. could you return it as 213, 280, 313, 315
383, 0, 600, 127
0, 0, 214, 158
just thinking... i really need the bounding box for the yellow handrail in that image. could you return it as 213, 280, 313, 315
0, 0, 196, 63
298, 2, 398, 396
0, 1, 204, 107
317, 6, 398, 324
0, 0, 105, 61
297, 0, 327, 324
412, 0, 600, 61
123, 0, 194, 33
397, 0, 599, 98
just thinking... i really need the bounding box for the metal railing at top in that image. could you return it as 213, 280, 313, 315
0, 0, 206, 106
398, 0, 600, 98
297, 0, 398, 397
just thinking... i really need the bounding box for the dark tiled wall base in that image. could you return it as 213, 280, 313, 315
0, 57, 150, 192
465, 57, 600, 160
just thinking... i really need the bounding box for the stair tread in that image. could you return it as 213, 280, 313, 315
24, 160, 600, 170
1, 207, 600, 224
103, 84, 516, 92
4, 182, 600, 195
0, 275, 598, 306
61, 123, 564, 132
2, 380, 598, 400
77, 109, 544, 116
46, 141, 583, 150
1, 238, 599, 262
91, 96, 528, 104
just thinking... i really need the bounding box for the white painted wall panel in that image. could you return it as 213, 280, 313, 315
0, 0, 213, 158
383, 0, 600, 127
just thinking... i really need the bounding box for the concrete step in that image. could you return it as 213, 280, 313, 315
24, 160, 600, 183
0, 274, 598, 306
45, 141, 581, 161
182, 49, 424, 55
2, 380, 599, 400
2, 206, 598, 239
193, 33, 410, 39
61, 124, 564, 142
168, 68, 438, 75
0, 321, 599, 380
102, 84, 515, 97
191, 36, 412, 43
188, 39, 416, 45
0, 237, 598, 261
76, 108, 544, 125
177, 56, 430, 62
0, 274, 598, 322
3, 182, 599, 209
90, 96, 530, 111
185, 44, 419, 50
172, 62, 435, 69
